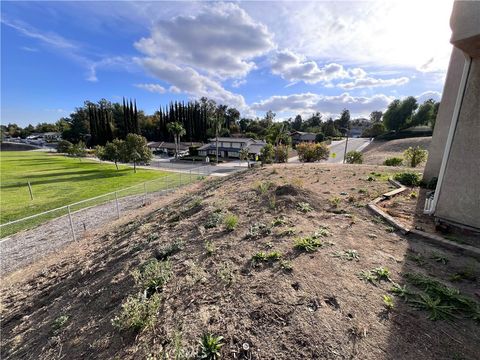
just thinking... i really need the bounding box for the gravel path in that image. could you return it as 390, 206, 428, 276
0, 189, 171, 276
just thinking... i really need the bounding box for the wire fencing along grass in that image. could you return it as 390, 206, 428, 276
0, 166, 208, 240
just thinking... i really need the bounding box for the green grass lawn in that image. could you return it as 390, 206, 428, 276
0, 151, 186, 228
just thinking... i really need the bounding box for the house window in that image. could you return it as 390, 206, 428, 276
228, 151, 239, 157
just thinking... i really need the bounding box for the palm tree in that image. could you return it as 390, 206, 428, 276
209, 114, 224, 164
167, 122, 186, 159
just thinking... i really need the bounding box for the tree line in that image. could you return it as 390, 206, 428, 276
1, 95, 439, 146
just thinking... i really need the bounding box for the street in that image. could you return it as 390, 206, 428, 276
288, 138, 372, 163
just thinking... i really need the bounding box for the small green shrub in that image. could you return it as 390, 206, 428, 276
204, 240, 215, 256
333, 249, 359, 261
205, 212, 223, 229
155, 241, 183, 260
296, 202, 313, 213
279, 260, 293, 272
383, 295, 394, 310
255, 181, 273, 194
294, 236, 322, 252
329, 197, 341, 208
271, 216, 286, 227
112, 293, 161, 331
224, 214, 239, 231
52, 315, 69, 334
410, 294, 455, 321
251, 251, 282, 264
246, 222, 271, 239
218, 263, 234, 286
404, 146, 428, 167
198, 334, 224, 360
345, 150, 363, 164
132, 260, 172, 297
383, 157, 403, 166
394, 172, 421, 186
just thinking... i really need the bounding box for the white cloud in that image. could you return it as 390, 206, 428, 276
134, 83, 166, 94
138, 57, 247, 110
338, 76, 409, 89
252, 92, 394, 118
232, 79, 247, 88
20, 46, 38, 52
134, 3, 274, 79
271, 50, 349, 84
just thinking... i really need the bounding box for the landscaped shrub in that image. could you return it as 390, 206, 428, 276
345, 150, 363, 164
57, 140, 73, 154
315, 132, 325, 143
384, 157, 403, 166
297, 142, 330, 162
361, 122, 386, 137
198, 333, 224, 360
394, 172, 421, 186
275, 145, 288, 163
403, 146, 428, 167
205, 212, 223, 229
132, 259, 172, 297
112, 293, 161, 331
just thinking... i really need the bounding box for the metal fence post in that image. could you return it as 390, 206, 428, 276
67, 205, 76, 241
115, 191, 120, 219
143, 182, 147, 205
27, 181, 34, 200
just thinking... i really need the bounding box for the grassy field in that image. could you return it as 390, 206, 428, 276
0, 151, 184, 225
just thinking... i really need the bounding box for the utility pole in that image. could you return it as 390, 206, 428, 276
342, 128, 349, 164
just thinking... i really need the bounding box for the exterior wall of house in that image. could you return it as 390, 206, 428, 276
427, 0, 480, 230
434, 57, 480, 229
423, 47, 466, 181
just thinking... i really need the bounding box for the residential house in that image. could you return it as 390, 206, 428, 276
423, 0, 480, 230
290, 131, 317, 146
148, 141, 202, 156
198, 137, 266, 159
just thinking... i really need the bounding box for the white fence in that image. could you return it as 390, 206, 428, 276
0, 165, 210, 241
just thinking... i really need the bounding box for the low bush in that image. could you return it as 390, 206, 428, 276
345, 150, 363, 164
132, 259, 172, 297
297, 142, 330, 162
394, 172, 421, 186
294, 236, 323, 252
383, 157, 403, 166
205, 212, 223, 229
57, 140, 73, 154
112, 293, 161, 331
404, 146, 428, 167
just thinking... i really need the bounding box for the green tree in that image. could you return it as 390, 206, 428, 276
167, 122, 186, 159
209, 113, 224, 164
383, 97, 418, 131
122, 134, 152, 173
69, 141, 86, 159
369, 111, 383, 123
98, 139, 124, 170
411, 99, 435, 127
362, 122, 386, 137
338, 109, 351, 131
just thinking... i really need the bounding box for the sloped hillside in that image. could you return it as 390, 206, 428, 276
363, 137, 431, 166
1, 164, 479, 360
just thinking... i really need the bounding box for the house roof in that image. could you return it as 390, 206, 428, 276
208, 137, 253, 143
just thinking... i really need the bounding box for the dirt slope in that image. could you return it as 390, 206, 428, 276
363, 137, 431, 166
1, 164, 479, 360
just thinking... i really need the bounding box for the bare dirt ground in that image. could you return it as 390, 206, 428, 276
1, 164, 479, 360
362, 137, 432, 166
378, 188, 480, 248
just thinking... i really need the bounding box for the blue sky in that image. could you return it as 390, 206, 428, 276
1, 0, 453, 127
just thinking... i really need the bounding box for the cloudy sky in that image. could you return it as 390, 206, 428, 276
2, 0, 453, 126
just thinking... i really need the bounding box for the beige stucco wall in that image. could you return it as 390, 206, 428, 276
450, 0, 480, 57
435, 57, 480, 229
423, 47, 465, 181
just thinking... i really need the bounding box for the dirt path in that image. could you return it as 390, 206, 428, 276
0, 188, 180, 276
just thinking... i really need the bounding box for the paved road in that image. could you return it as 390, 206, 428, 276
327, 138, 372, 163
